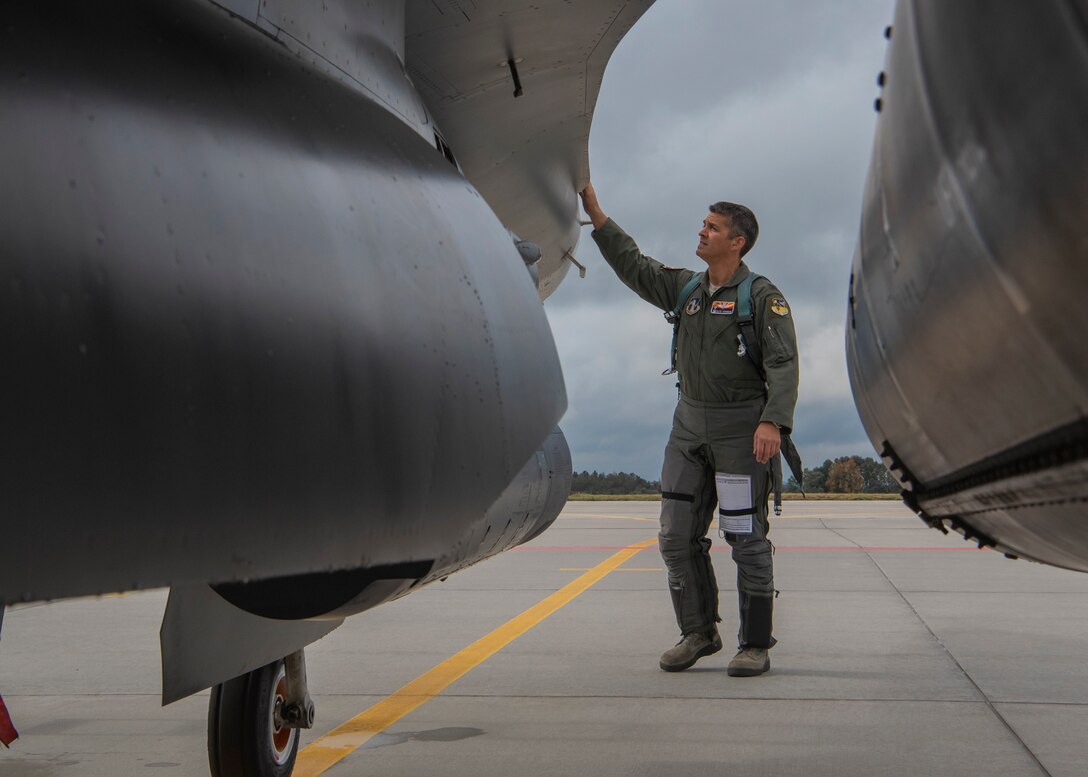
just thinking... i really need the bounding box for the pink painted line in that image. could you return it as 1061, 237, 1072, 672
519, 546, 648, 551
773, 546, 982, 552
517, 545, 981, 552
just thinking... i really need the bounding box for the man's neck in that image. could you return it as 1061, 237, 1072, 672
705, 256, 742, 288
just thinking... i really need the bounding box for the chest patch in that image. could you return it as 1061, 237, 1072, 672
770, 297, 790, 317
685, 295, 702, 315
710, 300, 735, 315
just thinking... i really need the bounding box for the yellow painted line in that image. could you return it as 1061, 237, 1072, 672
561, 509, 892, 520
562, 512, 658, 523
293, 536, 659, 777
560, 567, 662, 572
560, 510, 873, 522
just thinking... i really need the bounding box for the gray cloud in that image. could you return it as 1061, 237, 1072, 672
546, 0, 897, 479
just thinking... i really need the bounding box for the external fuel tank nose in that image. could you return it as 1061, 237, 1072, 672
516, 240, 542, 289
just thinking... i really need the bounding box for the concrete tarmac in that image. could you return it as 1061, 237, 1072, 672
2, 500, 1087, 776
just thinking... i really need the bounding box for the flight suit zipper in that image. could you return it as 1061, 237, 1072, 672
764, 323, 793, 364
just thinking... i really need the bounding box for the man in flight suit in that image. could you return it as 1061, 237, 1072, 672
578, 182, 799, 677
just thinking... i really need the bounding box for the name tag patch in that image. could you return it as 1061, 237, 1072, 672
710, 300, 735, 315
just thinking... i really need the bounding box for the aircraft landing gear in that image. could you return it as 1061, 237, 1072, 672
207, 649, 314, 777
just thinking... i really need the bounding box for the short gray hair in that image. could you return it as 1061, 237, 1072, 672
709, 201, 758, 257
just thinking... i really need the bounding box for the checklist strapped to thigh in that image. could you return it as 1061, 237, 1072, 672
715, 473, 753, 536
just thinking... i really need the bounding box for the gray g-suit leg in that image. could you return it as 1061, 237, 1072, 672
713, 439, 775, 650
659, 411, 720, 638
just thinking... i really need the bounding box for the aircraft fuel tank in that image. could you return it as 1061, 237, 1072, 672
161, 429, 570, 701
846, 0, 1088, 571
0, 0, 567, 604
208, 428, 572, 622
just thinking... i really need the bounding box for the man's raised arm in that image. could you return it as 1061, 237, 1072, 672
578, 182, 609, 229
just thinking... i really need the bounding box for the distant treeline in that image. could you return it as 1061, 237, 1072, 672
786, 456, 899, 494
572, 456, 900, 495
571, 471, 661, 495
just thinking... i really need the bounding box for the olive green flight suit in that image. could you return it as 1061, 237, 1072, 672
591, 218, 799, 649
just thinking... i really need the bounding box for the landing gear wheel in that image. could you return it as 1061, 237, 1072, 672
208, 659, 300, 777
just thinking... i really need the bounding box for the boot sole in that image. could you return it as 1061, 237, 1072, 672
727, 660, 770, 677
659, 638, 723, 672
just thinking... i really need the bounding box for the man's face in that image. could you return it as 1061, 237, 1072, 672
696, 212, 743, 263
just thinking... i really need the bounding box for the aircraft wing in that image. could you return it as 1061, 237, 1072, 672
222, 0, 654, 299
405, 0, 655, 298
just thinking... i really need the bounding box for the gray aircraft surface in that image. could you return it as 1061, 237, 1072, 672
847, 1, 1088, 572
0, 0, 652, 774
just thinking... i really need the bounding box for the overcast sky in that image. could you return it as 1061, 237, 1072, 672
546, 0, 898, 480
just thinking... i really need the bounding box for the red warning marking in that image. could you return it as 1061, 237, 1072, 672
0, 693, 18, 747
772, 546, 982, 552
517, 545, 980, 552
518, 546, 646, 551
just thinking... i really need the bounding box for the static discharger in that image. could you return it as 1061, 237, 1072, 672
563, 249, 587, 279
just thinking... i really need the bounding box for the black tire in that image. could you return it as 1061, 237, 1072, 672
208, 660, 300, 777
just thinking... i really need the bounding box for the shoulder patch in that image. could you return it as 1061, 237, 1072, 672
769, 297, 790, 317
